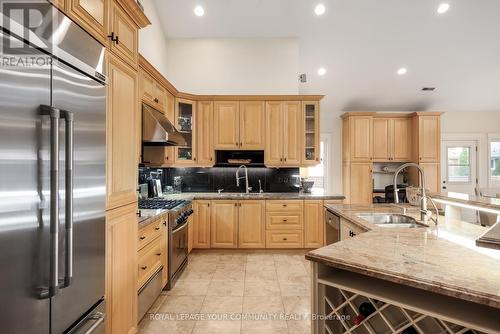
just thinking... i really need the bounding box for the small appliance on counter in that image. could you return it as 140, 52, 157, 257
300, 178, 315, 193
173, 176, 183, 193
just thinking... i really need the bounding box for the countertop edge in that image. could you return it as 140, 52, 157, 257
305, 252, 500, 309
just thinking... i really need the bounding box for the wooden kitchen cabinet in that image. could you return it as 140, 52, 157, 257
188, 215, 193, 253
265, 101, 284, 166
238, 200, 266, 248
416, 114, 441, 162
210, 200, 238, 248
339, 217, 365, 240
67, 0, 107, 43
106, 203, 138, 334
214, 101, 239, 149
50, 0, 65, 10
342, 114, 373, 162
193, 200, 211, 249
373, 118, 391, 161
304, 200, 324, 248
266, 230, 304, 248
283, 101, 302, 166
302, 101, 320, 165
373, 117, 412, 162
108, 1, 138, 68
159, 218, 168, 287
392, 118, 412, 161
265, 101, 302, 167
106, 54, 138, 210
197, 101, 215, 166
344, 163, 373, 204
174, 98, 197, 166
409, 162, 441, 194
239, 101, 265, 149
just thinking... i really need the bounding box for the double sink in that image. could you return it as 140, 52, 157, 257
357, 213, 427, 228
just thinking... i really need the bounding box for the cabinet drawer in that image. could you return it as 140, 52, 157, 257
266, 213, 303, 230
266, 200, 303, 212
138, 219, 163, 250
137, 236, 162, 289
266, 230, 304, 248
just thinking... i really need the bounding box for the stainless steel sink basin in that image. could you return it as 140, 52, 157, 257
356, 213, 425, 228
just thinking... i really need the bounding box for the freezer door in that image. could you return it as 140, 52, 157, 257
0, 32, 51, 333
50, 60, 106, 334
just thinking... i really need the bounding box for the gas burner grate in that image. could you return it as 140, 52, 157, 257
138, 199, 186, 210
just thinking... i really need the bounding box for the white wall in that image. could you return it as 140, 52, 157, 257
138, 0, 169, 77
163, 38, 299, 94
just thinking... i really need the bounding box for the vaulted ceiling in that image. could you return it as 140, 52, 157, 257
153, 0, 500, 113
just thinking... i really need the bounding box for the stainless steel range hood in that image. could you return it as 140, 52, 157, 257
142, 103, 187, 146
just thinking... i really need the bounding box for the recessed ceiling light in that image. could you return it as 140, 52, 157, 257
397, 67, 407, 75
437, 3, 450, 14
314, 4, 326, 16
317, 67, 327, 76
194, 5, 205, 17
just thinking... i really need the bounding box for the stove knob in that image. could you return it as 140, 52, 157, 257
187, 209, 194, 215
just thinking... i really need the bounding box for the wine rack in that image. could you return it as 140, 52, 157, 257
322, 284, 485, 334
311, 264, 500, 334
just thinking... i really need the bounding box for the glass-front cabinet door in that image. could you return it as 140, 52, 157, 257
174, 98, 197, 165
302, 101, 320, 165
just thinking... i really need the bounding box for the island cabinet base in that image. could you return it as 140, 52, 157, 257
311, 263, 500, 334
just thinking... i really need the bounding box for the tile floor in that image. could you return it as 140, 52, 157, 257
139, 250, 312, 334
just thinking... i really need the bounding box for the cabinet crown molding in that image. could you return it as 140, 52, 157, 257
115, 0, 151, 28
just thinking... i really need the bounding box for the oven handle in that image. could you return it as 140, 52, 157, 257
172, 221, 189, 233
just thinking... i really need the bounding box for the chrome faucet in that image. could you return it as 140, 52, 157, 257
393, 163, 439, 225
236, 165, 251, 193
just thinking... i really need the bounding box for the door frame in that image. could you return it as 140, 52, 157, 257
441, 133, 486, 189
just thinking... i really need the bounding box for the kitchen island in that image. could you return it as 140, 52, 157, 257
306, 204, 500, 334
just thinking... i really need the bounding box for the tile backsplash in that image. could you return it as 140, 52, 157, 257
139, 167, 301, 193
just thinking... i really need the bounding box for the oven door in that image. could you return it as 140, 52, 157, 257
170, 221, 188, 278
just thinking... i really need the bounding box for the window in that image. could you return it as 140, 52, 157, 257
490, 140, 500, 184
447, 146, 471, 183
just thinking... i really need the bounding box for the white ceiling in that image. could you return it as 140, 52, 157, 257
153, 0, 500, 113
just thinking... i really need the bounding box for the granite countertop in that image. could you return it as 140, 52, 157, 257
306, 204, 500, 309
160, 191, 345, 201
431, 192, 500, 250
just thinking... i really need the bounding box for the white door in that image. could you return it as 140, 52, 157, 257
441, 140, 478, 222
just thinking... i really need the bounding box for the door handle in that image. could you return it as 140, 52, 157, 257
39, 105, 60, 298
62, 110, 74, 288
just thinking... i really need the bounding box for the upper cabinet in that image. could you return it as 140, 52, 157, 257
265, 101, 302, 167
239, 101, 266, 150
372, 117, 412, 162
214, 101, 240, 149
213, 101, 266, 150
67, 0, 107, 43
108, 1, 138, 68
302, 102, 320, 165
174, 98, 197, 165
106, 54, 138, 210
197, 101, 215, 166
342, 114, 373, 162
415, 114, 441, 162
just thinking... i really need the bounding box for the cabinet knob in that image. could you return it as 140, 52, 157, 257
283, 238, 287, 241
156, 253, 161, 256
140, 266, 147, 270
155, 227, 160, 231
139, 236, 146, 240
282, 204, 287, 207
283, 219, 288, 222
284, 157, 287, 162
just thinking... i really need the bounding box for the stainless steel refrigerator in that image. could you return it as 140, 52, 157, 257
0, 2, 106, 333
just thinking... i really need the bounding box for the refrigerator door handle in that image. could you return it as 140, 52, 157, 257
61, 110, 74, 288
39, 105, 60, 298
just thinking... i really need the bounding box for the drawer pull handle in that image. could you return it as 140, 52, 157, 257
155, 227, 160, 231
140, 266, 147, 270
156, 253, 161, 256
282, 204, 287, 207
283, 238, 287, 241
139, 236, 146, 240
283, 219, 287, 222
